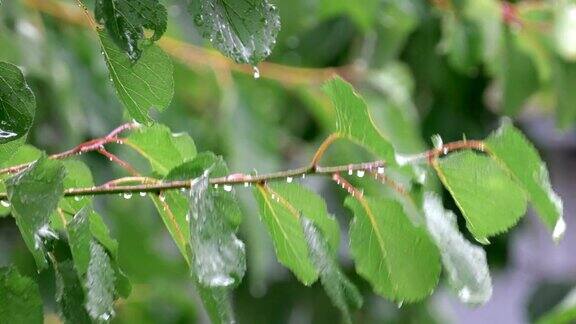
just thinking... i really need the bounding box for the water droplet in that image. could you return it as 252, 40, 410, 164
356, 170, 365, 178
348, 169, 353, 175
377, 167, 385, 174
286, 176, 293, 183
553, 216, 566, 242
123, 192, 132, 199
185, 213, 190, 222
442, 147, 448, 155
74, 196, 82, 202
214, 184, 219, 189
244, 182, 250, 187
459, 286, 471, 302
223, 185, 232, 192
301, 174, 306, 179
159, 195, 166, 202
252, 66, 260, 79
139, 192, 146, 197
194, 14, 204, 26
397, 300, 404, 308
0, 200, 10, 208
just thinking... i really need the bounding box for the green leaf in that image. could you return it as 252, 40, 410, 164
423, 193, 492, 305
345, 196, 440, 302
0, 62, 35, 144
300, 217, 362, 324
189, 0, 281, 65
86, 241, 116, 322
0, 144, 41, 216
553, 57, 576, 128
319, 0, 378, 30
100, 32, 174, 124
67, 208, 93, 277
187, 174, 246, 287
322, 77, 396, 164
196, 285, 236, 324
253, 184, 318, 285
501, 27, 539, 116
485, 120, 564, 241
95, 0, 167, 61
434, 151, 528, 242
536, 287, 576, 324
150, 192, 191, 263
125, 124, 197, 176
441, 15, 482, 74
53, 260, 91, 324
0, 267, 43, 323
60, 160, 94, 213
267, 182, 340, 253
6, 156, 66, 269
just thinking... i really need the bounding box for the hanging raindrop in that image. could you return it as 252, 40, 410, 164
139, 192, 146, 197
0, 200, 10, 208
123, 192, 132, 199
252, 66, 260, 79
286, 176, 293, 183
377, 166, 385, 174
356, 170, 365, 178
223, 185, 233, 192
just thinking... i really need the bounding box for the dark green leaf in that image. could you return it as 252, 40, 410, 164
434, 151, 528, 242
322, 77, 396, 164
0, 62, 35, 144
301, 217, 362, 324
95, 0, 167, 61
485, 120, 564, 241
67, 207, 92, 277
0, 144, 41, 216
53, 260, 91, 324
188, 0, 281, 65
100, 32, 174, 124
345, 196, 441, 302
188, 174, 246, 287
423, 193, 492, 305
6, 156, 66, 269
85, 241, 116, 322
0, 267, 43, 324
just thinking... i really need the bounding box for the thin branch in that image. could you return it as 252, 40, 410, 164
310, 134, 341, 167
97, 148, 140, 176
332, 173, 364, 198
0, 122, 139, 175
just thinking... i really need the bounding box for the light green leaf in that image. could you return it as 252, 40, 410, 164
485, 120, 564, 241
253, 184, 318, 285
188, 174, 246, 287
434, 151, 528, 242
53, 260, 92, 324
0, 61, 35, 144
268, 182, 340, 253
125, 124, 197, 176
67, 207, 93, 277
501, 27, 539, 116
188, 0, 280, 65
301, 217, 362, 324
423, 193, 492, 305
322, 77, 396, 164
95, 0, 167, 62
345, 196, 440, 302
0, 266, 43, 324
150, 192, 191, 263
86, 241, 115, 322
6, 156, 66, 269
100, 32, 174, 124
441, 14, 482, 74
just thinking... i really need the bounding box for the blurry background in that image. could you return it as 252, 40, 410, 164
0, 0, 575, 323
